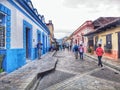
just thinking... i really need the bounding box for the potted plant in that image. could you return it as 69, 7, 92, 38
87, 46, 94, 54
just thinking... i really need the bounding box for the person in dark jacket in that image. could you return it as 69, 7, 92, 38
37, 41, 42, 59
73, 43, 79, 59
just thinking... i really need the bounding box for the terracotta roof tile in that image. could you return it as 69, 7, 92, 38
93, 17, 120, 29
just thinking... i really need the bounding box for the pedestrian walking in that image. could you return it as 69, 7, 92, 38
73, 43, 79, 59
69, 45, 72, 51
37, 41, 42, 59
79, 44, 84, 60
96, 43, 104, 67
66, 44, 69, 51
62, 44, 65, 51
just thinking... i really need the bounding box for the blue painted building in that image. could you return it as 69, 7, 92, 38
0, 0, 50, 73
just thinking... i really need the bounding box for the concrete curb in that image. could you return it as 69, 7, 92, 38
85, 53, 120, 71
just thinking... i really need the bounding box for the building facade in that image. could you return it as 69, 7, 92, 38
46, 20, 55, 49
85, 17, 120, 60
0, 0, 50, 72
71, 21, 94, 52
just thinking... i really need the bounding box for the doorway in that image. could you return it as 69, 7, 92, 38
88, 36, 94, 47
43, 34, 45, 54
23, 20, 32, 60
37, 33, 41, 42
26, 27, 30, 58
118, 32, 120, 58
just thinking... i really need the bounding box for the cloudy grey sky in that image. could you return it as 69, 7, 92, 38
31, 0, 120, 39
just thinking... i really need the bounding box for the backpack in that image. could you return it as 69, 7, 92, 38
74, 45, 78, 51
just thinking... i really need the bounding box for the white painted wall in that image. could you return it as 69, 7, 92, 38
1, 1, 48, 49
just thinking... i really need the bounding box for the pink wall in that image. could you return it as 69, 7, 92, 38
72, 21, 94, 50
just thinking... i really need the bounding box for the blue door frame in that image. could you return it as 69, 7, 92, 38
42, 33, 45, 54
46, 36, 48, 52
23, 20, 32, 60
37, 30, 41, 42
38, 34, 41, 42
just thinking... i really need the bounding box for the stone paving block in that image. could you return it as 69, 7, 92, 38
91, 67, 120, 83
46, 75, 120, 90
0, 72, 7, 78
17, 83, 30, 89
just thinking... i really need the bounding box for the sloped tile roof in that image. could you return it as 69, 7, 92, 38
84, 17, 120, 36
93, 17, 120, 29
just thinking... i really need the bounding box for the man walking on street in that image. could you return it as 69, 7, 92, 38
96, 43, 104, 67
37, 41, 42, 59
73, 43, 79, 59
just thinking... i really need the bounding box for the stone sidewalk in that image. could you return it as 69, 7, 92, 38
0, 51, 58, 90
85, 53, 120, 71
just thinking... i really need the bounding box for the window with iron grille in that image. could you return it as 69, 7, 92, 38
0, 26, 5, 49
106, 34, 112, 49
0, 13, 5, 49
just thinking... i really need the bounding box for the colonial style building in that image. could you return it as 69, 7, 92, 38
46, 20, 55, 49
0, 0, 50, 72
71, 21, 94, 52
85, 17, 120, 60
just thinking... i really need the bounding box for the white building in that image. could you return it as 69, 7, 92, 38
0, 0, 50, 73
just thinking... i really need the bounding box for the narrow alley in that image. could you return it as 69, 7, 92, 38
35, 50, 120, 90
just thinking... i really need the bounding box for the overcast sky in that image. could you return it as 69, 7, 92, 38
31, 0, 120, 39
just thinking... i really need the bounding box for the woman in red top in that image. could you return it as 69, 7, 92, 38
96, 44, 104, 67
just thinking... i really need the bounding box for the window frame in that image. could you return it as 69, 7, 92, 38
106, 34, 112, 49
0, 12, 6, 49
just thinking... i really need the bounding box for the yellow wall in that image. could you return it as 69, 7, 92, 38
47, 24, 54, 46
47, 25, 54, 37
94, 26, 120, 59
97, 27, 120, 50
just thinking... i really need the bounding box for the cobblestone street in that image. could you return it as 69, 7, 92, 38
36, 50, 120, 90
